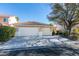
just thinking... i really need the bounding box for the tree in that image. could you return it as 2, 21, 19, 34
48, 3, 79, 36
15, 16, 19, 21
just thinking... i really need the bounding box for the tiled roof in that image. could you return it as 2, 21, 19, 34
0, 14, 13, 18
21, 21, 48, 25
0, 15, 9, 18
14, 21, 49, 27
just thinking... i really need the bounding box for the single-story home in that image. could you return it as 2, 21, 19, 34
15, 21, 63, 36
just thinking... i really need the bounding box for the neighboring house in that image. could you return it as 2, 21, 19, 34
15, 21, 62, 36
0, 15, 18, 26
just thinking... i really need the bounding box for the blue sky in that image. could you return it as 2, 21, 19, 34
0, 3, 51, 23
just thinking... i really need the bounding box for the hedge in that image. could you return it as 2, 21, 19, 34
0, 26, 16, 42
52, 30, 68, 36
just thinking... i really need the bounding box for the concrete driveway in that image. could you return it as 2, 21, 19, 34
0, 36, 68, 50
0, 35, 79, 56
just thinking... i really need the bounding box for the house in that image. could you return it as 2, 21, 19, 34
0, 15, 18, 26
15, 21, 62, 36
15, 21, 53, 36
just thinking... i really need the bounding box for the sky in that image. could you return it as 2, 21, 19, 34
0, 3, 51, 24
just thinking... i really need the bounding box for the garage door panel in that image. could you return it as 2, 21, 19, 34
42, 28, 52, 35
16, 27, 39, 36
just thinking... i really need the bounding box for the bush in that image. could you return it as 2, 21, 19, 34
71, 28, 79, 40
52, 30, 65, 35
71, 33, 79, 40
56, 31, 68, 36
0, 26, 16, 42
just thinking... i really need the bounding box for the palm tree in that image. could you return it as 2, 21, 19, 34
48, 3, 79, 36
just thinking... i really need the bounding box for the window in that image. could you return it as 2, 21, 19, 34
3, 18, 8, 22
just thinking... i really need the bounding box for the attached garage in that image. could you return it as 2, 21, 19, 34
15, 21, 53, 36
41, 28, 52, 36
16, 27, 39, 36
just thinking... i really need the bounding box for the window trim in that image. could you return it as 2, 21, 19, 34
3, 18, 8, 22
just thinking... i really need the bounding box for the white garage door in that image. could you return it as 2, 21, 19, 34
16, 27, 39, 36
41, 28, 52, 36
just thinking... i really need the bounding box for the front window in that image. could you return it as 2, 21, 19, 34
3, 18, 8, 22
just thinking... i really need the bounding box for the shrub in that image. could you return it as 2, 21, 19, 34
71, 28, 79, 40
70, 33, 79, 40
0, 26, 16, 42
56, 30, 67, 35
52, 30, 57, 35
54, 30, 68, 38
